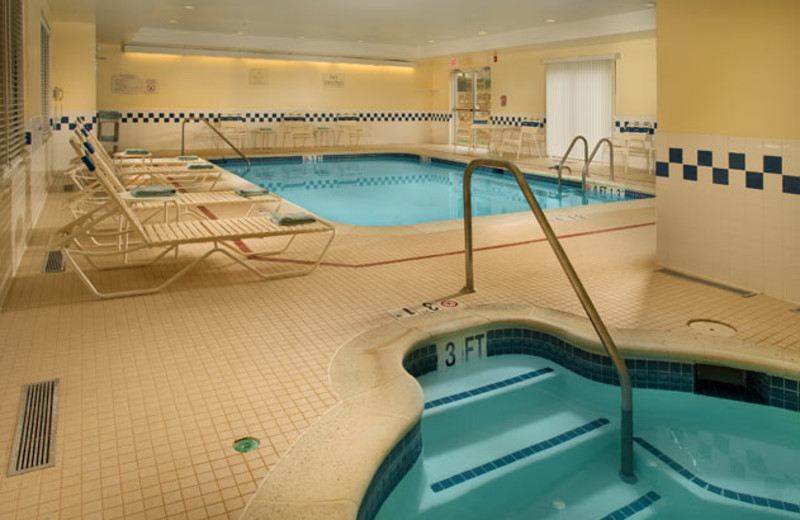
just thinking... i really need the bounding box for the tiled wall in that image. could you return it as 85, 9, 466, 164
655, 133, 800, 303
57, 110, 454, 153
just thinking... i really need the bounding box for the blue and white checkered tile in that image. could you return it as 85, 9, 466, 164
614, 117, 658, 135
655, 135, 799, 195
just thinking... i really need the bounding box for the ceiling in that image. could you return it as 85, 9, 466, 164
49, 0, 656, 60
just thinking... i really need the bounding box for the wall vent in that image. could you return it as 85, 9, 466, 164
42, 251, 65, 273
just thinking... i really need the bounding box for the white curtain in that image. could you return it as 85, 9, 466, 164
545, 57, 615, 159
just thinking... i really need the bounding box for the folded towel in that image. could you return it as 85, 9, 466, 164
129, 186, 176, 198
234, 188, 270, 198
187, 163, 215, 170
271, 212, 316, 226
97, 110, 122, 119
177, 155, 199, 161
123, 148, 149, 155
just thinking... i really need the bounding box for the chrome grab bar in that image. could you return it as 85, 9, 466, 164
461, 158, 635, 481
582, 138, 615, 189
556, 135, 588, 188
180, 117, 251, 169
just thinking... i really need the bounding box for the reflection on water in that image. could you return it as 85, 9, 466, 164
233, 158, 631, 226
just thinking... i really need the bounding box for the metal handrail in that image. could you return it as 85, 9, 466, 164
180, 117, 251, 169
556, 135, 588, 188
582, 138, 615, 189
461, 158, 635, 481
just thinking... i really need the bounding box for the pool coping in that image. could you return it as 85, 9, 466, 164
239, 303, 800, 520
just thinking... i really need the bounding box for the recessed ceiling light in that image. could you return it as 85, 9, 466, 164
477, 30, 487, 36
297, 35, 305, 39
357, 39, 365, 43
644, 2, 655, 6
168, 19, 177, 24
427, 39, 436, 43
236, 30, 245, 35
183, 5, 194, 9
545, 19, 557, 23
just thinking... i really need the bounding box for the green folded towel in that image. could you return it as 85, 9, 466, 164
234, 188, 270, 198
123, 148, 149, 155
271, 212, 316, 226
187, 163, 215, 170
129, 186, 176, 198
177, 155, 199, 161
98, 110, 122, 119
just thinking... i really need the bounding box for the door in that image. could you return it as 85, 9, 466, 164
452, 68, 491, 148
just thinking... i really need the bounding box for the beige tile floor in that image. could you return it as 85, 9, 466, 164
1, 145, 799, 520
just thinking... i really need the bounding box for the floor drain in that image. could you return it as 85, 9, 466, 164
687, 319, 737, 337
42, 251, 65, 274
233, 437, 260, 453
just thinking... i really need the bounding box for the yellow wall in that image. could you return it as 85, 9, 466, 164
96, 46, 428, 111
422, 32, 657, 118
657, 0, 800, 139
51, 21, 96, 111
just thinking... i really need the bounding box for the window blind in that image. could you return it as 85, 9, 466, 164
41, 19, 51, 139
1, 0, 25, 168
545, 57, 615, 159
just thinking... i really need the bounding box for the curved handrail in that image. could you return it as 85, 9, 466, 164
180, 117, 251, 169
556, 135, 588, 188
582, 138, 615, 189
461, 158, 635, 481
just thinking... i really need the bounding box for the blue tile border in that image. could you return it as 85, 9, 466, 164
660, 146, 796, 195
430, 418, 610, 493
401, 326, 800, 413
599, 491, 661, 520
356, 422, 423, 520
424, 367, 554, 410
635, 437, 800, 515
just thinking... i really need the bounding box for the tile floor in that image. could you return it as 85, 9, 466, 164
0, 145, 798, 520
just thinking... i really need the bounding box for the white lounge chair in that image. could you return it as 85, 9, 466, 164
502, 119, 545, 159
336, 114, 365, 145
50, 155, 336, 299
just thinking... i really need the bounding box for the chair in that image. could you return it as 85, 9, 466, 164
336, 114, 365, 146
75, 124, 224, 189
502, 119, 545, 159
67, 137, 281, 222
621, 122, 654, 175
281, 114, 316, 148
217, 114, 249, 150
50, 154, 336, 299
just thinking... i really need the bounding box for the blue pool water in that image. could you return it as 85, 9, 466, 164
220, 155, 649, 226
377, 355, 800, 519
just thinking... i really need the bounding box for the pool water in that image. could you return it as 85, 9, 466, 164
376, 356, 800, 519
222, 155, 646, 226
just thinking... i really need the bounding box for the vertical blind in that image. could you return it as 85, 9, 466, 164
545, 57, 615, 159
1, 0, 25, 168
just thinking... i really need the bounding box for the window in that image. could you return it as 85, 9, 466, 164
41, 18, 51, 139
1, 0, 25, 168
545, 56, 615, 158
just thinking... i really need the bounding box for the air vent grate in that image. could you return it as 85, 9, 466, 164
42, 250, 65, 274
8, 379, 59, 476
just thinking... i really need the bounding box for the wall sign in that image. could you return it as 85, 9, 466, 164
322, 73, 345, 88
249, 68, 270, 85
112, 74, 142, 94
143, 78, 159, 95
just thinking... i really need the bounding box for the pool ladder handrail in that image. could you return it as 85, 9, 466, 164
180, 117, 251, 170
556, 135, 588, 189
461, 158, 635, 481
582, 138, 615, 187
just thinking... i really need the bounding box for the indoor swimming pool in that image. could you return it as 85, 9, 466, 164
220, 154, 651, 226
376, 347, 800, 519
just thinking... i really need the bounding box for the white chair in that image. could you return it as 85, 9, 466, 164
622, 122, 655, 174
336, 114, 365, 146
281, 114, 316, 148
502, 119, 545, 159
217, 114, 249, 150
